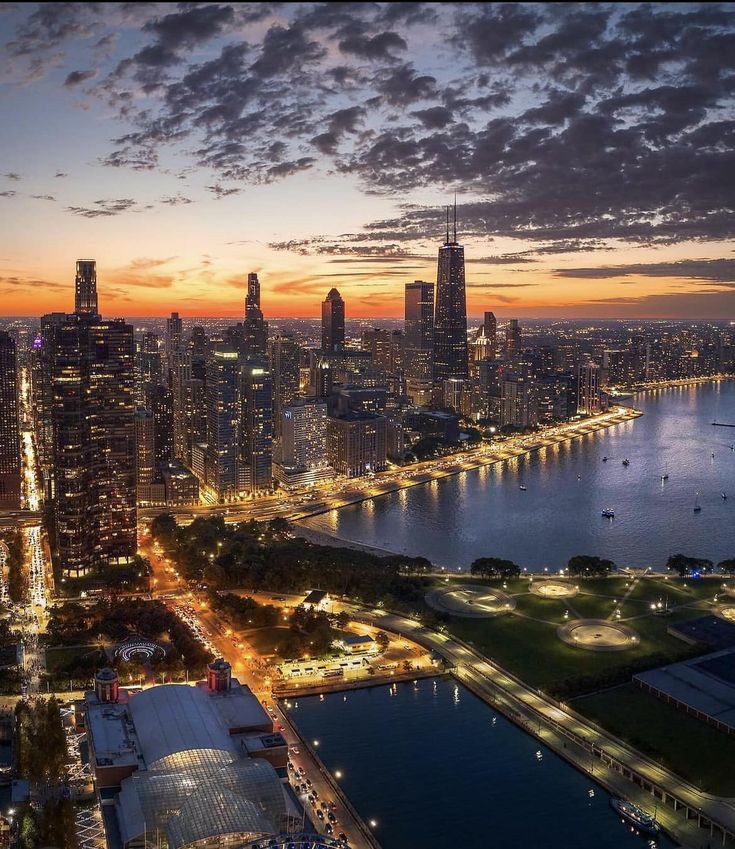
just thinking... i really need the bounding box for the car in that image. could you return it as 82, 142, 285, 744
324, 823, 333, 835
316, 809, 324, 820
338, 832, 347, 843
328, 811, 336, 822
305, 778, 312, 787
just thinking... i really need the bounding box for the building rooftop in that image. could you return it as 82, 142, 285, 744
635, 647, 735, 733
303, 589, 328, 605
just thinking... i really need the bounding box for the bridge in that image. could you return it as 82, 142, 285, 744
712, 421, 735, 428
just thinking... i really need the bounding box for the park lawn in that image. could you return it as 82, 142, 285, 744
44, 645, 101, 674
626, 576, 725, 605
445, 606, 704, 691
512, 593, 569, 623
574, 683, 735, 796
241, 627, 291, 657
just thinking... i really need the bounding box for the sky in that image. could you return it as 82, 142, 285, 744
1, 1, 734, 320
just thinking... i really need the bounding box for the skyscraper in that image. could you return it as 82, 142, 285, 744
205, 347, 239, 500
268, 334, 301, 439
405, 280, 434, 406
505, 319, 522, 360
42, 270, 136, 576
244, 272, 268, 359
433, 206, 468, 383
74, 259, 98, 316
482, 312, 497, 358
577, 362, 602, 415
321, 288, 345, 352
0, 331, 21, 509
146, 383, 174, 472
239, 363, 273, 494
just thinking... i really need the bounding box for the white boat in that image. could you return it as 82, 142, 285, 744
694, 493, 702, 513
610, 798, 660, 836
601, 508, 615, 518
519, 485, 527, 491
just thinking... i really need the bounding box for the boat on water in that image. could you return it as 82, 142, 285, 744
519, 485, 527, 491
610, 798, 660, 836
622, 458, 630, 466
661, 473, 669, 481
723, 492, 728, 501
694, 493, 702, 513
601, 508, 615, 518
602, 456, 608, 462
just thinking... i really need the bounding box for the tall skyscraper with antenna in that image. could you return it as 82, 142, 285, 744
433, 200, 468, 383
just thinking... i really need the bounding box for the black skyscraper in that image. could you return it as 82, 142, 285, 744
433, 205, 468, 382
321, 288, 345, 352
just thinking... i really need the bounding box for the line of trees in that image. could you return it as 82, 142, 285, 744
2, 528, 27, 603
666, 554, 735, 576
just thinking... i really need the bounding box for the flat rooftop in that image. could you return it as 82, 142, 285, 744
668, 615, 735, 649
635, 647, 735, 733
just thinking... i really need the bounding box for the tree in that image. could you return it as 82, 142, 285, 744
470, 557, 521, 579
666, 553, 714, 577
150, 512, 177, 545
716, 558, 735, 576
567, 555, 616, 577
375, 631, 390, 652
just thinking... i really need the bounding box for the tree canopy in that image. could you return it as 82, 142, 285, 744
470, 557, 521, 579
567, 555, 616, 576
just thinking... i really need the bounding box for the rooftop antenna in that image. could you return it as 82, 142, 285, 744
445, 205, 450, 244
453, 193, 457, 242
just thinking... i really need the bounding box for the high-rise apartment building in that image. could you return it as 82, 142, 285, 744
404, 280, 434, 404
327, 411, 387, 478
146, 383, 174, 473
268, 334, 301, 439
505, 319, 522, 360
0, 331, 21, 509
42, 274, 136, 576
239, 363, 273, 494
321, 288, 345, 352
500, 369, 538, 429
275, 399, 331, 489
205, 347, 240, 500
433, 208, 468, 383
577, 362, 603, 415
165, 312, 183, 363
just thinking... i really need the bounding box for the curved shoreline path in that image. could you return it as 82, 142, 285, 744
340, 603, 735, 849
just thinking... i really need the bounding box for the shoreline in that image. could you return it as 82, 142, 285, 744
632, 374, 733, 394
293, 406, 642, 564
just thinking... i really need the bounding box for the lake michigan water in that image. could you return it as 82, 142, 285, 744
302, 381, 735, 570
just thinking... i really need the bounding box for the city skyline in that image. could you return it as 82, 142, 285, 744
2, 3, 735, 319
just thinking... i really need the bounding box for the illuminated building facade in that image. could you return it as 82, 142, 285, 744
239, 363, 273, 494
327, 411, 387, 478
0, 331, 21, 509
41, 276, 137, 575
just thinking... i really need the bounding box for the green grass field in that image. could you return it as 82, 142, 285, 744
575, 684, 735, 796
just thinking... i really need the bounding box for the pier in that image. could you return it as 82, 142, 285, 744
712, 421, 735, 428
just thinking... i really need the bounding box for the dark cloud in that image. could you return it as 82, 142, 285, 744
54, 171, 68, 178
2, 173, 21, 181
205, 184, 242, 198
64, 68, 96, 87
338, 31, 407, 62
67, 198, 137, 217
159, 193, 193, 206
135, 4, 236, 69
0, 191, 17, 198
555, 258, 735, 283
250, 23, 325, 78
412, 106, 454, 129
374, 63, 437, 105
30, 194, 56, 201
